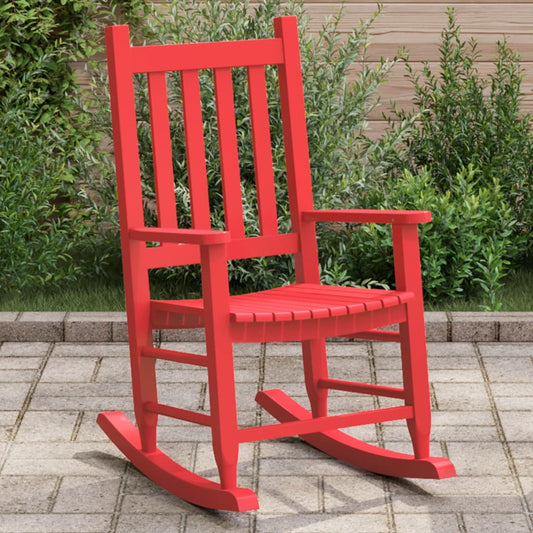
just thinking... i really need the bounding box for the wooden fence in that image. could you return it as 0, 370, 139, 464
80, 1, 533, 136
294, 1, 533, 135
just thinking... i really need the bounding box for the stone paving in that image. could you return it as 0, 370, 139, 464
0, 313, 532, 532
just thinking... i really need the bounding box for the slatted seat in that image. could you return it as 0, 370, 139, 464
152, 284, 414, 322
97, 15, 456, 512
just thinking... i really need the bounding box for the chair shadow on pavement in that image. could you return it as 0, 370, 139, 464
74, 448, 532, 532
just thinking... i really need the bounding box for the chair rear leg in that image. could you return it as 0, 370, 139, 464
399, 313, 431, 459
302, 339, 329, 418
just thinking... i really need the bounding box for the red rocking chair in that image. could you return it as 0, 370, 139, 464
97, 16, 456, 512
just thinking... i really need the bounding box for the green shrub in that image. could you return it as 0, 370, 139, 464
0, 113, 78, 288
0, 1, 101, 123
0, 0, 117, 291
336, 165, 517, 308
393, 8, 532, 262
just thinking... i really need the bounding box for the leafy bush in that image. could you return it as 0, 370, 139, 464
337, 165, 517, 308
327, 8, 532, 309
0, 1, 114, 291
393, 8, 532, 262
0, 1, 101, 123
87, 0, 410, 294
0, 112, 79, 288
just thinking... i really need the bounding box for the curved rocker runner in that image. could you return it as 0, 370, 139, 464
98, 16, 456, 512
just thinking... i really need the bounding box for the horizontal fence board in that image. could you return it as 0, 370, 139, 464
82, 2, 533, 133
299, 3, 533, 61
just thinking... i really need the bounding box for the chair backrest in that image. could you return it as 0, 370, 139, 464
106, 16, 319, 282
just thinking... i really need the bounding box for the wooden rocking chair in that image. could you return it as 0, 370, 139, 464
97, 16, 456, 512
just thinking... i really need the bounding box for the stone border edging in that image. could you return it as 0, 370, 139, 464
1, 311, 532, 343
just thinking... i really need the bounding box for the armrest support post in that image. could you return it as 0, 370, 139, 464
392, 224, 424, 301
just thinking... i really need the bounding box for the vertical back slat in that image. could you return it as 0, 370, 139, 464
247, 65, 278, 236
148, 72, 178, 228
214, 68, 245, 238
181, 70, 211, 229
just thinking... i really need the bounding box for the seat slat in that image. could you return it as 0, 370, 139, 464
238, 284, 405, 307
230, 291, 335, 321
295, 293, 390, 313
291, 284, 409, 310
214, 68, 245, 238
228, 295, 311, 322
259, 289, 350, 317
181, 70, 211, 229
295, 283, 412, 302
286, 290, 388, 313
148, 72, 178, 228
248, 65, 278, 236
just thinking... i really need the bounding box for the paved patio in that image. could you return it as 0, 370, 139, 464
0, 312, 532, 532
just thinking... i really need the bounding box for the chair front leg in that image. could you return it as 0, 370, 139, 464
200, 243, 240, 489
124, 242, 159, 454
392, 223, 431, 459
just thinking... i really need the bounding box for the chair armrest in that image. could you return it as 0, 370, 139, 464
301, 209, 431, 225
129, 227, 231, 245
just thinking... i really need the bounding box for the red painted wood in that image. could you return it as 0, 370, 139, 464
141, 346, 208, 367
255, 389, 456, 479
142, 233, 299, 269
99, 17, 455, 512
318, 378, 406, 400
274, 17, 320, 284
181, 70, 211, 230
97, 411, 258, 511
148, 72, 178, 229
302, 208, 432, 225
152, 284, 413, 323
247, 65, 278, 235
105, 25, 158, 455
129, 38, 284, 73
200, 243, 240, 491
145, 402, 211, 427
129, 226, 230, 245
346, 329, 401, 341
214, 68, 245, 238
238, 401, 413, 443
392, 223, 432, 459
229, 303, 410, 343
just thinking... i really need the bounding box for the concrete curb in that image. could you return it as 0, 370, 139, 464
1, 311, 532, 342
